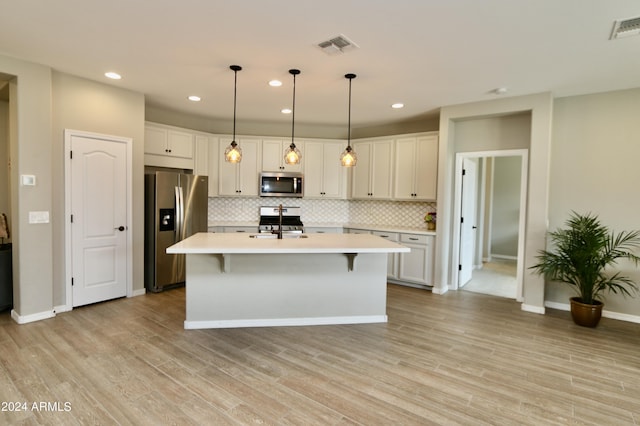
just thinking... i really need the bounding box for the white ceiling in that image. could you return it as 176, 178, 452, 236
1, 1, 639, 128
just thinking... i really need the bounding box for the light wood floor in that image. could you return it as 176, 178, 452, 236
1, 284, 639, 425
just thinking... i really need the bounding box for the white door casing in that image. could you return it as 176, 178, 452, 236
452, 149, 528, 301
64, 130, 132, 309
458, 158, 478, 287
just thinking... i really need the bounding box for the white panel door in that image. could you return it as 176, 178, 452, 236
459, 158, 478, 287
71, 135, 128, 307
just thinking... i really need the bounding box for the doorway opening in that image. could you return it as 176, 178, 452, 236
453, 150, 528, 300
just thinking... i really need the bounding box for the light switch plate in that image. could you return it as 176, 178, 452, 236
21, 175, 36, 186
29, 211, 50, 224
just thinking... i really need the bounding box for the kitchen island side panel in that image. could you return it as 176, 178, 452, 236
184, 252, 388, 328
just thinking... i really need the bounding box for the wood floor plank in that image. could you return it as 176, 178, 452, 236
1, 284, 639, 425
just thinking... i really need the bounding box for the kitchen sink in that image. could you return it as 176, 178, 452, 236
249, 234, 308, 239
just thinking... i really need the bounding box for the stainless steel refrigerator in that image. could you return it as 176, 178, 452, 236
144, 171, 208, 292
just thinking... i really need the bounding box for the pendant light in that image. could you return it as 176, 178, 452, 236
284, 69, 302, 165
224, 65, 242, 163
340, 73, 357, 167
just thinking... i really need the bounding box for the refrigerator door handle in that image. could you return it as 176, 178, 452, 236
174, 185, 182, 242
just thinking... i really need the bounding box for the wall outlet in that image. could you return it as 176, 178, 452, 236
29, 211, 49, 224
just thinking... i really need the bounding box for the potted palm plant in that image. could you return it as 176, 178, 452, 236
531, 212, 640, 327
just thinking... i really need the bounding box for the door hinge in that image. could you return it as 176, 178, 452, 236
458, 265, 462, 271
460, 217, 464, 223
70, 214, 74, 223
462, 169, 466, 176
70, 150, 73, 159
71, 277, 74, 286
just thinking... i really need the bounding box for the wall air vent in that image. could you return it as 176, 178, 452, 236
610, 16, 640, 39
317, 34, 359, 55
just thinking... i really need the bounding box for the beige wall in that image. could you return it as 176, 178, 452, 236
437, 93, 552, 313
548, 88, 640, 315
491, 156, 521, 257
0, 55, 53, 318
146, 104, 439, 140
0, 99, 9, 240
0, 53, 145, 320
51, 72, 146, 306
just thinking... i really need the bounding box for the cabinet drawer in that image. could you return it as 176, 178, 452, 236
400, 233, 429, 245
372, 231, 399, 241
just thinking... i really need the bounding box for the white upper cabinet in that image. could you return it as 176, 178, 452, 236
194, 134, 219, 197
144, 123, 194, 169
303, 140, 347, 199
351, 139, 394, 199
218, 137, 261, 197
393, 133, 438, 201
262, 138, 303, 173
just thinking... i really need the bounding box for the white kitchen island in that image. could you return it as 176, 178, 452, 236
167, 232, 410, 329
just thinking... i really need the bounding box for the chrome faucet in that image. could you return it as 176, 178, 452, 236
277, 204, 283, 239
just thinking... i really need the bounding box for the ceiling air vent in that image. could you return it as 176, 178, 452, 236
317, 34, 359, 55
610, 16, 640, 39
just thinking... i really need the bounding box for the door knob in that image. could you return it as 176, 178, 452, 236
115, 226, 126, 231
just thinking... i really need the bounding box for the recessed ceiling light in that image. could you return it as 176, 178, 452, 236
391, 103, 404, 109
281, 108, 292, 114
269, 80, 283, 87
494, 87, 508, 95
188, 95, 201, 102
104, 72, 121, 80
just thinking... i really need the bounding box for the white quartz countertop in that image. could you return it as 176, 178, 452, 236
208, 221, 436, 236
167, 232, 410, 254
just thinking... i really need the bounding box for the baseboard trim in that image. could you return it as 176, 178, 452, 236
491, 254, 518, 261
130, 288, 146, 297
11, 309, 56, 324
184, 315, 388, 330
54, 304, 72, 314
521, 303, 545, 314
432, 286, 449, 295
544, 301, 640, 324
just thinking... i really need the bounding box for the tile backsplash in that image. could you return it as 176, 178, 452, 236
208, 197, 436, 228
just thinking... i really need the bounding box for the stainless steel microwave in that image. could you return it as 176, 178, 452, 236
260, 172, 303, 197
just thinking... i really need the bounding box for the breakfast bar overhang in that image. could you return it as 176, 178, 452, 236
167, 232, 410, 329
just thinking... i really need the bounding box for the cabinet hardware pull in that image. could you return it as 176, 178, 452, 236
409, 237, 418, 241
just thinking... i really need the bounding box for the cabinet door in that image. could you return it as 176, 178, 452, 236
167, 130, 194, 159
373, 231, 399, 279
321, 142, 346, 199
262, 139, 285, 172
398, 234, 433, 285
145, 126, 168, 155
394, 137, 418, 200
237, 138, 260, 196
414, 134, 438, 200
351, 141, 372, 199
195, 135, 219, 197
370, 140, 394, 199
303, 141, 325, 198
398, 243, 428, 284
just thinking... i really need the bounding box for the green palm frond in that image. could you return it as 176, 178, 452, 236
530, 212, 640, 305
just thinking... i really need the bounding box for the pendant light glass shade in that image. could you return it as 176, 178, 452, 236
283, 69, 302, 165
225, 65, 242, 163
340, 73, 357, 167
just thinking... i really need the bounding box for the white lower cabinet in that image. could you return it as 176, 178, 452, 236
372, 231, 399, 279
397, 233, 434, 286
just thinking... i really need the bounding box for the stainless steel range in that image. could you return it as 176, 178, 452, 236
259, 205, 304, 238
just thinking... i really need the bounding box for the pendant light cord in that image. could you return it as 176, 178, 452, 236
291, 72, 296, 146
233, 67, 238, 141
345, 73, 356, 149
289, 69, 300, 147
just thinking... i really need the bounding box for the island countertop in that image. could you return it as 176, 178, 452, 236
167, 232, 410, 255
